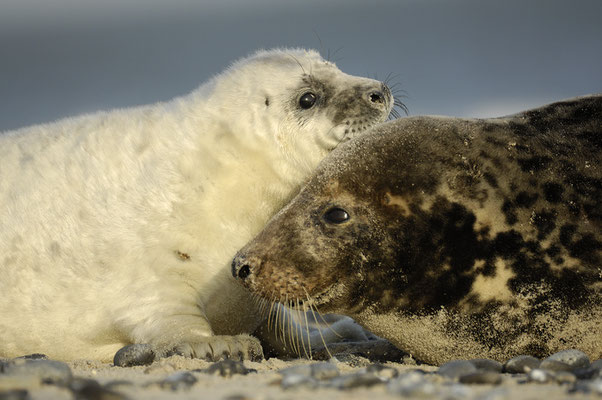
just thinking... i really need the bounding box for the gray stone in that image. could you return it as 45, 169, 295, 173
526, 368, 555, 383
469, 359, 503, 373
539, 359, 573, 372
503, 355, 540, 373
388, 371, 439, 397
459, 371, 503, 385
0, 390, 30, 400
544, 349, 590, 370
309, 362, 339, 380
553, 371, 577, 385
590, 359, 602, 371
158, 371, 197, 391
113, 344, 155, 367
70, 378, 127, 400
204, 359, 255, 377
279, 362, 338, 380
329, 373, 384, 389
438, 360, 477, 380
280, 374, 318, 389
572, 378, 602, 395
2, 359, 72, 386
365, 363, 399, 379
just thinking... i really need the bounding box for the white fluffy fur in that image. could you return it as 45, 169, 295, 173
0, 48, 389, 361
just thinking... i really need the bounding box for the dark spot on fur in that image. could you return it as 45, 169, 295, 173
515, 191, 538, 208
501, 200, 518, 225
531, 209, 557, 240
483, 171, 498, 188
543, 182, 564, 203
265, 97, 270, 106
517, 156, 552, 173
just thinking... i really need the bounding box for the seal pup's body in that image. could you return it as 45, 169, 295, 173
234, 95, 602, 365
0, 48, 393, 361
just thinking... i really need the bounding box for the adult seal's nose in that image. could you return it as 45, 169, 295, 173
231, 254, 252, 280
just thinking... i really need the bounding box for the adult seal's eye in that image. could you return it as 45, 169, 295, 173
324, 207, 350, 224
299, 92, 317, 109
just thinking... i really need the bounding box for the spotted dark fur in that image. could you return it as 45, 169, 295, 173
233, 96, 602, 364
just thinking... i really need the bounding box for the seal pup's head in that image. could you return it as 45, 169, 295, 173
187, 48, 395, 174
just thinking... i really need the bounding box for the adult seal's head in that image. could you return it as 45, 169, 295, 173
233, 95, 602, 365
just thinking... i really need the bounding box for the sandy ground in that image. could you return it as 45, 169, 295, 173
2, 354, 599, 400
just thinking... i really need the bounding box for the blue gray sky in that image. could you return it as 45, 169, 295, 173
1, 0, 601, 131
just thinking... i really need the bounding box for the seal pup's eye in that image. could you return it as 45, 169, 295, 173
299, 92, 317, 109
324, 207, 350, 224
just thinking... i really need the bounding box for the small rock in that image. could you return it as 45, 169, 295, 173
388, 371, 437, 397
279, 362, 338, 380
527, 368, 555, 383
503, 355, 540, 373
365, 363, 399, 379
553, 371, 577, 385
113, 344, 155, 367
309, 362, 339, 380
2, 359, 72, 386
438, 360, 477, 380
544, 349, 590, 370
469, 359, 503, 373
158, 372, 197, 391
70, 378, 127, 400
204, 360, 255, 377
590, 359, 602, 371
572, 378, 602, 395
0, 390, 30, 400
459, 371, 503, 385
280, 374, 318, 389
329, 373, 384, 389
539, 359, 573, 372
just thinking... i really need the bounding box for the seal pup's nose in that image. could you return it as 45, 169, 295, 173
369, 91, 385, 104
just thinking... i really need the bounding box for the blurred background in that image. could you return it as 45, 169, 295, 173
1, 0, 601, 131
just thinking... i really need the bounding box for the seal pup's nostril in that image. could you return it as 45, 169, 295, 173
238, 265, 251, 280
369, 91, 385, 104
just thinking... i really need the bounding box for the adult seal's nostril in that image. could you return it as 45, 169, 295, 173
238, 265, 251, 280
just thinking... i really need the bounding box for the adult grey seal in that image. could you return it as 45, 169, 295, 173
233, 95, 602, 365
0, 48, 394, 361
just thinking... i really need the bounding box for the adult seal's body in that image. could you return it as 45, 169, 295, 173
233, 95, 602, 365
0, 48, 393, 361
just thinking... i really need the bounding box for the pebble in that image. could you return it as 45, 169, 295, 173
204, 360, 255, 377
328, 373, 384, 390
2, 359, 72, 386
365, 363, 399, 379
527, 368, 555, 383
151, 371, 197, 391
544, 349, 590, 370
458, 371, 503, 385
113, 344, 155, 367
388, 371, 438, 396
279, 362, 339, 380
70, 377, 127, 400
572, 378, 602, 395
469, 359, 503, 373
280, 374, 318, 390
592, 359, 602, 371
503, 355, 540, 373
538, 359, 573, 372
437, 360, 477, 380
0, 390, 30, 400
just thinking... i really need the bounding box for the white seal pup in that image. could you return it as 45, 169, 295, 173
0, 48, 393, 361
